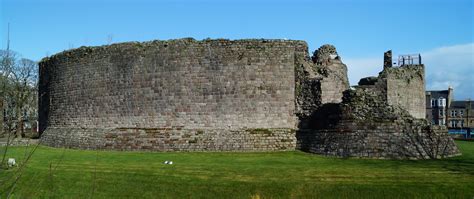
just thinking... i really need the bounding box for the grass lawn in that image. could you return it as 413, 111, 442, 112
1, 141, 473, 198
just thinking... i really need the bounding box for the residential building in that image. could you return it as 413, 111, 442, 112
425, 87, 453, 126
447, 100, 473, 138
426, 87, 473, 138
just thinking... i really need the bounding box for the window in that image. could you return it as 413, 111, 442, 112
440, 119, 446, 126
450, 120, 456, 127
460, 110, 464, 116
439, 111, 444, 117
461, 120, 464, 128
431, 99, 436, 107
451, 110, 455, 117
438, 98, 443, 107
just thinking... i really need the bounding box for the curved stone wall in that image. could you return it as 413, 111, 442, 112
39, 38, 308, 150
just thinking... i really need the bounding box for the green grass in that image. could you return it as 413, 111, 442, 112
1, 141, 473, 198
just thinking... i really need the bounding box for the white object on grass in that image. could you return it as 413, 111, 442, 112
7, 158, 16, 167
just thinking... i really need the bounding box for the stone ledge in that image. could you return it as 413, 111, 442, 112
0, 138, 39, 147
40, 127, 297, 152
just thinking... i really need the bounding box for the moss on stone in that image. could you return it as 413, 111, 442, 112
246, 128, 273, 135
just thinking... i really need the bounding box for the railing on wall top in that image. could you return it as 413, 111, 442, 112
397, 54, 422, 66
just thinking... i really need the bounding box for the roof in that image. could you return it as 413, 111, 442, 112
450, 100, 474, 109
426, 90, 449, 99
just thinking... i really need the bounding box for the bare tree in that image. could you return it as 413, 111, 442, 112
9, 58, 38, 138
0, 50, 38, 167
0, 49, 17, 167
0, 50, 18, 137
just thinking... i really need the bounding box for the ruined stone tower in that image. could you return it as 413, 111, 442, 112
312, 44, 350, 104
297, 51, 458, 159
381, 51, 426, 119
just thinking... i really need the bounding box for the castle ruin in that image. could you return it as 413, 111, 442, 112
38, 38, 460, 159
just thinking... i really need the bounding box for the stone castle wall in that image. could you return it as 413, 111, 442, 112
39, 39, 309, 150
295, 44, 349, 129
385, 65, 426, 119
312, 45, 350, 104
296, 70, 460, 159
319, 61, 349, 104
39, 39, 307, 131
38, 39, 458, 159
297, 123, 459, 159
41, 127, 296, 151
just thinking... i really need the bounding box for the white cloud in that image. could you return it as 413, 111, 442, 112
344, 57, 382, 86
423, 43, 474, 100
343, 43, 474, 100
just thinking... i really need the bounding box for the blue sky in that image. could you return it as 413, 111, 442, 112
1, 0, 473, 99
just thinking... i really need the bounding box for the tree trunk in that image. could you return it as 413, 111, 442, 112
16, 124, 22, 138
16, 107, 22, 139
